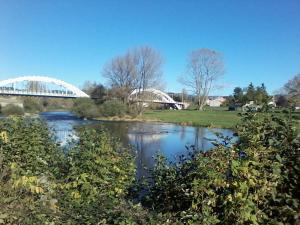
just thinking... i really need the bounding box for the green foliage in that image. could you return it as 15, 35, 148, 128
100, 100, 127, 117
1, 104, 24, 116
42, 98, 74, 111
229, 83, 270, 105
1, 110, 299, 224
59, 128, 136, 224
72, 98, 100, 119
141, 112, 300, 224
23, 97, 44, 113
0, 117, 151, 224
0, 117, 65, 224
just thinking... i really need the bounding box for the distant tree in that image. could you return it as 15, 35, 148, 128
103, 46, 163, 114
26, 81, 45, 93
82, 81, 96, 94
82, 81, 107, 104
233, 87, 244, 104
103, 52, 137, 102
179, 48, 224, 110
181, 88, 188, 102
23, 97, 43, 112
276, 95, 289, 107
245, 82, 256, 102
133, 46, 164, 114
72, 98, 100, 119
255, 83, 269, 104
284, 74, 300, 106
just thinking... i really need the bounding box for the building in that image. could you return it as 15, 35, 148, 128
206, 96, 226, 107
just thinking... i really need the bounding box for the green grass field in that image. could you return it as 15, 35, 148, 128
142, 109, 300, 132
142, 109, 240, 129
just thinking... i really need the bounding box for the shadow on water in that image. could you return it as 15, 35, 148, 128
40, 111, 235, 177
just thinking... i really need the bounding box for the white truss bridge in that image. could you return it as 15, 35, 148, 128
0, 76, 89, 98
129, 88, 184, 110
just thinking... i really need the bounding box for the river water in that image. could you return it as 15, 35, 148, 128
40, 111, 234, 177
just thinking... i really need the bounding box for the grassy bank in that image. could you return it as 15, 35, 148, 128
140, 109, 300, 132
141, 109, 240, 128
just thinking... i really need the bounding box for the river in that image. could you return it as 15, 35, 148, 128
40, 111, 234, 177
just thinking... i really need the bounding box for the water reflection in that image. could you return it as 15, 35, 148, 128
40, 111, 234, 176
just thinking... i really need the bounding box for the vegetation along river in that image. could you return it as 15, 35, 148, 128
40, 111, 234, 177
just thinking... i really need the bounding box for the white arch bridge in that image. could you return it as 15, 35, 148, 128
129, 88, 184, 110
0, 76, 89, 98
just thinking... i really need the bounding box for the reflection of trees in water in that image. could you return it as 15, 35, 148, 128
127, 123, 165, 178
129, 133, 164, 178
194, 127, 207, 151
180, 126, 186, 140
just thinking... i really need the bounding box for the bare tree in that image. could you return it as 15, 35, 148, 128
102, 46, 164, 113
179, 48, 224, 110
103, 52, 137, 102
132, 46, 163, 114
27, 81, 46, 93
133, 46, 163, 91
284, 73, 300, 105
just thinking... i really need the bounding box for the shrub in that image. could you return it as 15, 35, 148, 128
1, 104, 24, 116
100, 100, 127, 117
0, 117, 152, 224
0, 117, 65, 224
127, 104, 140, 117
140, 112, 300, 224
23, 97, 43, 112
72, 98, 100, 119
59, 127, 138, 224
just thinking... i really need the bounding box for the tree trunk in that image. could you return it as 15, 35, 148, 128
198, 96, 203, 111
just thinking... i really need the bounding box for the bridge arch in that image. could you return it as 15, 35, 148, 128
0, 76, 89, 98
129, 88, 182, 109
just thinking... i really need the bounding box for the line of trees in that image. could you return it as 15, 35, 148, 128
226, 83, 270, 106
101, 46, 224, 112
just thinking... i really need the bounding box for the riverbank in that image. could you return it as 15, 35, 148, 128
94, 109, 300, 131
94, 109, 240, 129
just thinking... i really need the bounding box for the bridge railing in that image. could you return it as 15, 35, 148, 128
0, 89, 77, 98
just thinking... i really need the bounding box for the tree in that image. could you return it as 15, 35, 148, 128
181, 88, 188, 102
103, 46, 164, 113
245, 82, 255, 102
284, 73, 300, 106
133, 46, 163, 92
103, 51, 138, 102
133, 46, 164, 114
82, 81, 107, 104
179, 48, 224, 110
276, 95, 289, 107
233, 87, 244, 104
26, 81, 45, 93
255, 83, 269, 104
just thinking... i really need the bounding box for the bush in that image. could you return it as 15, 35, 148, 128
0, 117, 65, 224
100, 100, 127, 117
72, 98, 100, 119
59, 127, 137, 224
0, 117, 153, 224
1, 104, 24, 116
23, 97, 43, 113
140, 112, 300, 224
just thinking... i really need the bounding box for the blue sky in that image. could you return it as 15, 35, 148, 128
0, 0, 299, 95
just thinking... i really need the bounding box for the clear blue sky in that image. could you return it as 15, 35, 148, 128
0, 0, 299, 95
